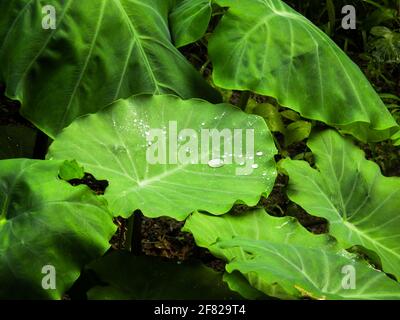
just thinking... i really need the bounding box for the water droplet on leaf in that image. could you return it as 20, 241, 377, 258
208, 159, 224, 168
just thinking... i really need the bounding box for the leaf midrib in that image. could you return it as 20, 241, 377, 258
343, 221, 400, 259
113, 0, 161, 95
58, 0, 107, 133
0, 194, 10, 224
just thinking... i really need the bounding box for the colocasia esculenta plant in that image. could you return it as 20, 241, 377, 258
0, 0, 400, 300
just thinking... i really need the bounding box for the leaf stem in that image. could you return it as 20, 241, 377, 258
238, 91, 251, 111
0, 194, 10, 225
126, 210, 143, 255
126, 215, 134, 251
200, 59, 210, 75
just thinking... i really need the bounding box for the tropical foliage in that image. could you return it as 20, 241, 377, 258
0, 0, 399, 300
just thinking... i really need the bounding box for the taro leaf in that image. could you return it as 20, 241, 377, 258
284, 120, 312, 147
209, 0, 398, 142
86, 251, 240, 300
184, 209, 336, 260
0, 159, 116, 299
170, 0, 212, 47
218, 238, 400, 300
281, 129, 400, 280
0, 0, 220, 138
0, 125, 36, 159
48, 94, 277, 220
184, 209, 400, 299
184, 209, 334, 299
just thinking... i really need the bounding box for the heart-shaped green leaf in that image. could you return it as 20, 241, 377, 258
282, 129, 400, 280
0, 159, 116, 299
209, 0, 398, 142
86, 251, 240, 300
184, 208, 334, 265
184, 209, 400, 299
48, 94, 277, 220
218, 238, 400, 300
0, 0, 220, 138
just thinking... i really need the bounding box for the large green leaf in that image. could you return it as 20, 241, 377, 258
184, 208, 334, 299
209, 0, 398, 142
184, 209, 400, 299
282, 129, 400, 280
218, 238, 400, 300
170, 0, 212, 47
0, 0, 220, 138
48, 94, 277, 220
87, 251, 240, 299
0, 159, 116, 299
184, 209, 334, 260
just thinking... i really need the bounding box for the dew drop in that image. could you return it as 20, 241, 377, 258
208, 159, 224, 168
256, 151, 263, 156
252, 164, 259, 169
